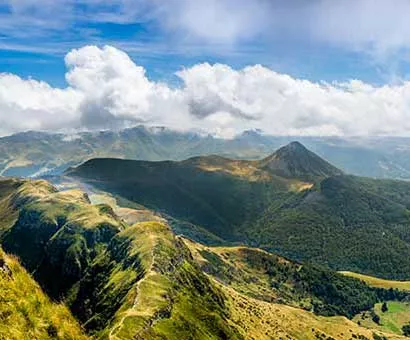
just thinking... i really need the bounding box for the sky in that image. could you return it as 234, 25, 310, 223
2, 0, 410, 137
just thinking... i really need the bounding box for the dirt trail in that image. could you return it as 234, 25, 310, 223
109, 234, 157, 340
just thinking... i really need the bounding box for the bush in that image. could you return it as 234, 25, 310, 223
372, 313, 380, 325
403, 324, 410, 337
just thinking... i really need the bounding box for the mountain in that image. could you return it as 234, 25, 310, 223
258, 141, 343, 180
0, 177, 405, 339
64, 147, 320, 238
3, 126, 410, 179
67, 142, 410, 280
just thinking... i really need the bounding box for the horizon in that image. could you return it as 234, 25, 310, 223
6, 124, 410, 140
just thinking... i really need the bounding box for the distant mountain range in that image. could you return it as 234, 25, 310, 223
67, 142, 410, 280
2, 126, 410, 179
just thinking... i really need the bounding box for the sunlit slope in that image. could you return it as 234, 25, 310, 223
341, 272, 410, 291
0, 179, 243, 338
105, 221, 242, 340
223, 283, 405, 340
0, 249, 87, 340
0, 177, 408, 339
353, 301, 410, 336
184, 239, 406, 319
104, 221, 405, 340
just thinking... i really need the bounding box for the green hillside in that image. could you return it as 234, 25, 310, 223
0, 178, 241, 338
0, 248, 87, 340
341, 272, 410, 291
0, 177, 405, 339
184, 240, 406, 319
67, 142, 410, 280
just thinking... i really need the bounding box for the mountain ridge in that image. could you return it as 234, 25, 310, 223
3, 125, 410, 179
0, 177, 407, 339
67, 142, 410, 280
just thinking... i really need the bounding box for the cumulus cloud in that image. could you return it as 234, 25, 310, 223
2, 45, 410, 138
0, 73, 81, 135
177, 63, 410, 137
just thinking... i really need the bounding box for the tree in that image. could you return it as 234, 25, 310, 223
381, 302, 388, 313
402, 324, 410, 337
372, 313, 380, 325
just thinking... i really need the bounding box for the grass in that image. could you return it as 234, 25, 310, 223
1, 177, 408, 339
184, 239, 409, 319
354, 301, 410, 336
99, 222, 175, 338
341, 272, 410, 291
0, 249, 87, 340
218, 280, 402, 340
105, 221, 240, 340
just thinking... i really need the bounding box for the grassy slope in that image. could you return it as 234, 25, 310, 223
0, 179, 243, 339
0, 178, 132, 336
341, 271, 410, 336
106, 221, 242, 340
354, 301, 410, 336
1, 177, 408, 339
0, 249, 87, 340
223, 283, 404, 340
184, 240, 407, 319
183, 239, 406, 339
106, 222, 404, 340
0, 179, 124, 301
341, 272, 410, 291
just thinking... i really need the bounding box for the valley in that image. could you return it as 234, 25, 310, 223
3, 142, 410, 339
67, 142, 410, 280
0, 174, 407, 339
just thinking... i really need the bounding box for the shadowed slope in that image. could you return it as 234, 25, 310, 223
258, 141, 343, 180
67, 143, 410, 280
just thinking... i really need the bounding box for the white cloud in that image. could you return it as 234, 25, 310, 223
4, 0, 410, 69
179, 63, 410, 136
308, 0, 410, 55
0, 73, 81, 135
152, 0, 270, 44
2, 45, 410, 137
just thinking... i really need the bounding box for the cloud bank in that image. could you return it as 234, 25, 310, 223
1, 45, 410, 138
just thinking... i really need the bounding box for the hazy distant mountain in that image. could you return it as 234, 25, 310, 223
1, 126, 410, 179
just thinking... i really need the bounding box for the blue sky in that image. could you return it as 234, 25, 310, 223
2, 0, 410, 137
1, 0, 410, 87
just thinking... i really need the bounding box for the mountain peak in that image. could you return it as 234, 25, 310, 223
259, 141, 343, 180
278, 141, 307, 152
